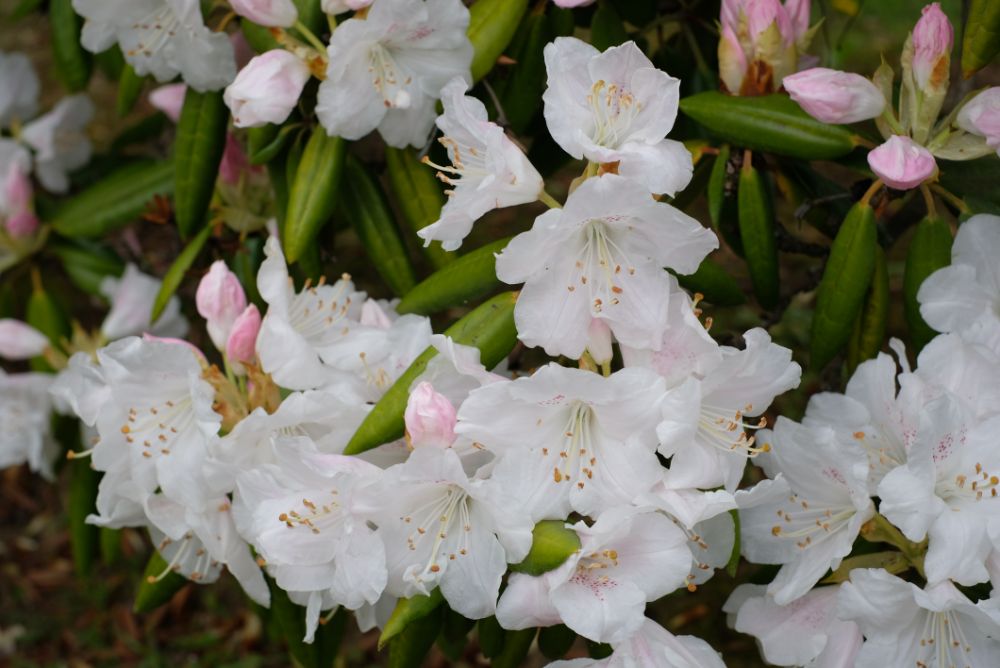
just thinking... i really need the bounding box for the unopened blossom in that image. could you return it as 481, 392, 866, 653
456, 364, 666, 520
867, 135, 937, 190
225, 304, 261, 365
0, 319, 49, 360
404, 382, 458, 449
957, 87, 1000, 155
496, 507, 692, 643
316, 0, 473, 148
196, 260, 248, 351
543, 38, 693, 196
20, 95, 94, 193
0, 51, 39, 127
547, 618, 725, 667
718, 0, 811, 95
229, 0, 297, 27
495, 174, 717, 358
724, 584, 862, 666
320, 0, 373, 12
738, 418, 873, 603
225, 50, 311, 128
783, 68, 885, 124
149, 83, 187, 122
0, 372, 58, 478
839, 568, 1000, 667
72, 0, 236, 92
100, 264, 188, 341
2, 162, 38, 238
416, 77, 543, 251
908, 3, 952, 93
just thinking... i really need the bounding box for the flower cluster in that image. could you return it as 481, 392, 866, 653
727, 215, 1000, 665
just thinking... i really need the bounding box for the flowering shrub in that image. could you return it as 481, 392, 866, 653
2, 0, 1000, 665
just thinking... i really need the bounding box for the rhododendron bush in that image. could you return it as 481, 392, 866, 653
2, 0, 1000, 665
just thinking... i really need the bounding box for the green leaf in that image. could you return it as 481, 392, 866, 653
100, 528, 121, 566
134, 551, 188, 613
10, 0, 43, 20
707, 145, 731, 229
151, 224, 213, 322
49, 0, 92, 92
387, 605, 443, 668
49, 240, 125, 296
27, 281, 70, 372
116, 63, 146, 117
587, 640, 613, 659
492, 628, 537, 668
478, 616, 506, 659
847, 245, 889, 375
494, 8, 551, 133
267, 578, 349, 668
50, 159, 174, 238
673, 257, 746, 307
903, 217, 953, 352
737, 157, 780, 310
821, 550, 910, 584
396, 237, 510, 315
110, 113, 169, 154
174, 89, 229, 238
468, 0, 530, 82
437, 607, 475, 661
340, 157, 418, 297
68, 460, 100, 576
590, 2, 629, 51
962, 0, 1000, 77
810, 201, 877, 370
284, 128, 345, 263
726, 509, 741, 577
538, 624, 576, 660
248, 123, 299, 166
384, 147, 453, 270
679, 92, 860, 160
379, 589, 445, 650
510, 520, 581, 576
240, 19, 280, 53
344, 292, 518, 454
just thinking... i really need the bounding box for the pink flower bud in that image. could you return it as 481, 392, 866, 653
747, 0, 793, 47
149, 84, 187, 123
0, 319, 49, 360
230, 0, 298, 28
223, 51, 310, 128
867, 136, 937, 190
225, 304, 262, 364
957, 87, 1000, 154
196, 261, 248, 351
404, 381, 457, 449
783, 0, 810, 43
910, 3, 953, 91
3, 164, 38, 238
360, 300, 394, 330
718, 24, 748, 95
586, 319, 613, 365
783, 68, 885, 124
551, 0, 595, 6
6, 211, 38, 237
219, 134, 256, 186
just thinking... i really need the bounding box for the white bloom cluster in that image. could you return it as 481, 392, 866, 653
727, 214, 1000, 666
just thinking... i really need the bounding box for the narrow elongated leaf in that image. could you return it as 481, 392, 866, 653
284, 128, 345, 263
150, 224, 213, 322
726, 509, 741, 577
673, 258, 746, 307
810, 202, 877, 370
437, 607, 476, 661
737, 158, 780, 310
396, 237, 510, 315
679, 92, 860, 160
343, 292, 518, 454
50, 240, 125, 296
68, 461, 100, 576
510, 520, 581, 576
50, 0, 92, 92
538, 624, 576, 660
494, 8, 551, 133
267, 579, 348, 668
707, 145, 731, 229
248, 123, 299, 166
174, 89, 228, 238
962, 0, 1000, 77
387, 605, 443, 668
847, 246, 889, 374
134, 551, 188, 613
116, 63, 145, 117
27, 282, 69, 372
493, 628, 537, 668
478, 616, 506, 659
379, 589, 444, 650
384, 147, 453, 270
590, 2, 628, 51
468, 0, 530, 82
100, 528, 121, 566
904, 217, 953, 351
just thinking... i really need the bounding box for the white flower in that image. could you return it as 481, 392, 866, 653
724, 583, 862, 667
224, 50, 311, 128
316, 0, 473, 148
0, 51, 39, 127
100, 264, 188, 341
546, 618, 726, 668
907, 332, 1000, 420
372, 447, 533, 619
455, 363, 666, 521
495, 506, 692, 644
839, 568, 1000, 668
0, 319, 49, 360
72, 0, 236, 92
738, 419, 873, 604
20, 95, 94, 193
542, 37, 693, 196
416, 77, 543, 251
957, 87, 1000, 155
495, 174, 717, 358
0, 371, 57, 478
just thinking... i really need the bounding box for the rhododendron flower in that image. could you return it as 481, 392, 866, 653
316, 0, 473, 148
783, 68, 885, 124
718, 0, 812, 95
416, 77, 543, 251
229, 0, 297, 27
543, 38, 692, 196
495, 174, 717, 358
321, 0, 373, 12
0, 319, 49, 360
0, 371, 58, 478
100, 264, 188, 341
404, 382, 458, 449
225, 304, 261, 366
547, 618, 726, 667
73, 0, 237, 92
2, 160, 38, 238
907, 3, 952, 94
957, 87, 1000, 155
20, 95, 94, 193
197, 260, 248, 351
225, 50, 311, 128
0, 51, 39, 127
867, 135, 937, 190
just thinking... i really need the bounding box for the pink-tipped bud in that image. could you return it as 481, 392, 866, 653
230, 0, 298, 28
957, 87, 1000, 154
404, 381, 458, 449
783, 68, 885, 124
3, 164, 38, 238
196, 261, 248, 351
0, 319, 49, 360
223, 51, 310, 128
783, 0, 810, 43
867, 136, 937, 190
149, 84, 187, 123
219, 134, 254, 186
586, 318, 613, 365
718, 24, 748, 95
746, 0, 793, 47
225, 304, 262, 365
910, 3, 953, 91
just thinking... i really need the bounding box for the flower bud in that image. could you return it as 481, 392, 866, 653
3, 164, 38, 238
718, 24, 748, 95
229, 0, 298, 28
867, 135, 937, 190
225, 304, 262, 365
957, 87, 1000, 154
746, 0, 793, 48
196, 261, 248, 351
219, 134, 254, 186
404, 381, 458, 449
910, 3, 953, 91
224, 50, 310, 128
321, 0, 374, 13
783, 68, 885, 124
360, 299, 394, 330
149, 84, 187, 123
0, 319, 49, 360
586, 319, 613, 365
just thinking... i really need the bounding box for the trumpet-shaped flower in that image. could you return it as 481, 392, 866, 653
0, 51, 39, 127
546, 618, 726, 667
100, 264, 188, 341
20, 95, 94, 193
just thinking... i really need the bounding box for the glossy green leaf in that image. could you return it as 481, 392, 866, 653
387, 605, 443, 668
903, 216, 953, 351
510, 520, 581, 576
248, 123, 299, 166
493, 628, 537, 668
343, 292, 518, 454
679, 92, 860, 160
707, 145, 731, 229
737, 158, 780, 310
68, 460, 100, 576
396, 237, 510, 315
150, 224, 213, 322
674, 257, 747, 307
468, 0, 530, 82
437, 607, 476, 661
726, 509, 741, 577
27, 282, 69, 372
590, 2, 628, 51
134, 551, 188, 613
478, 616, 506, 659
240, 20, 280, 53
340, 157, 418, 297
116, 63, 145, 117
50, 240, 125, 296
384, 146, 453, 270
495, 9, 551, 133
810, 202, 877, 370
267, 579, 348, 668
174, 89, 228, 238
962, 0, 1000, 77
379, 589, 444, 650
284, 128, 345, 263
847, 246, 889, 374
538, 624, 576, 660
50, 0, 92, 92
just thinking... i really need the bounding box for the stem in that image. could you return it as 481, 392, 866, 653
930, 183, 971, 214
538, 190, 562, 209
919, 184, 937, 219
880, 108, 906, 136
294, 20, 327, 54
327, 14, 337, 34
860, 179, 883, 206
